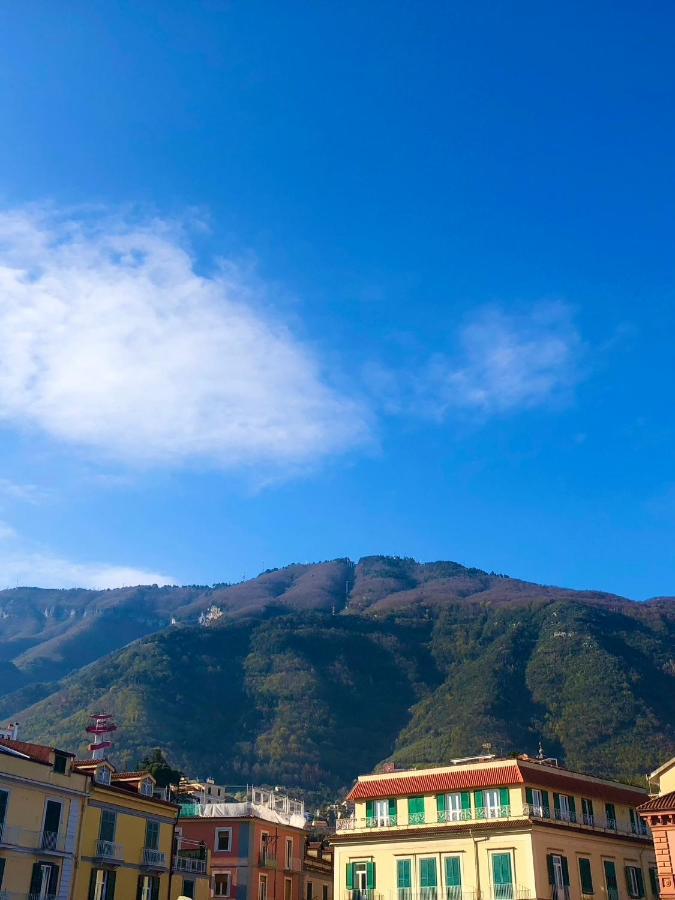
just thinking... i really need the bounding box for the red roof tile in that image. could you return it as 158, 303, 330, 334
0, 737, 73, 765
637, 791, 675, 813
346, 764, 523, 800
518, 763, 648, 806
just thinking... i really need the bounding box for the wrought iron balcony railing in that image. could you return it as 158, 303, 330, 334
0, 825, 66, 853
95, 839, 124, 859
174, 853, 208, 874
142, 847, 167, 867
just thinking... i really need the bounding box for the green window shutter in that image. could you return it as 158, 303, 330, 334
461, 792, 471, 812
365, 800, 374, 821
408, 797, 424, 814
88, 870, 98, 900
346, 864, 354, 890
606, 803, 616, 822
630, 809, 637, 832
0, 858, 5, 892
649, 868, 658, 897
30, 863, 43, 895
547, 856, 555, 885
637, 870, 645, 898
397, 860, 412, 889
604, 862, 617, 890
499, 788, 510, 809
568, 796, 577, 822
0, 790, 7, 827
104, 870, 116, 900
388, 798, 397, 819
420, 859, 438, 888
136, 875, 144, 900
553, 793, 560, 814
525, 787, 533, 805
445, 857, 462, 887
542, 791, 550, 816
579, 858, 594, 895
474, 790, 484, 811
562, 857, 570, 887
366, 862, 376, 890
626, 867, 636, 898
437, 794, 446, 813
492, 854, 513, 886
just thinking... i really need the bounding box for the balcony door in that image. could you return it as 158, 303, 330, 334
420, 857, 438, 900
42, 799, 62, 849
30, 862, 59, 900
373, 799, 390, 826
603, 861, 619, 900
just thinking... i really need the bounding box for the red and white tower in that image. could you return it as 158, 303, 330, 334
86, 714, 117, 760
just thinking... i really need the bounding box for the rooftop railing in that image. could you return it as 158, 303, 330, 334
174, 853, 208, 874
524, 804, 649, 837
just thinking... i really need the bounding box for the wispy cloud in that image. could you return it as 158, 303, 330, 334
0, 477, 52, 505
0, 521, 173, 589
404, 301, 584, 419
0, 207, 370, 471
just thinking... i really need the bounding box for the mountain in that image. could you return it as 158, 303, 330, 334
1, 556, 675, 799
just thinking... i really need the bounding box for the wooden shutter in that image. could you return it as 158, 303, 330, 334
365, 800, 374, 820
461, 792, 471, 812
104, 870, 117, 900
136, 875, 144, 900
366, 862, 376, 890
492, 854, 513, 886
420, 859, 437, 888
388, 799, 397, 819
150, 875, 160, 900
626, 867, 636, 897
542, 791, 550, 816
525, 787, 533, 805
0, 858, 5, 890
0, 790, 7, 827
568, 796, 577, 822
546, 855, 555, 885
553, 793, 560, 815
445, 857, 462, 887
30, 863, 43, 895
561, 857, 570, 886
397, 860, 412, 889
637, 870, 645, 897
436, 794, 446, 814
579, 858, 594, 895
629, 809, 637, 832
499, 788, 510, 809
649, 868, 659, 897
408, 797, 424, 818
346, 863, 354, 890
474, 790, 484, 811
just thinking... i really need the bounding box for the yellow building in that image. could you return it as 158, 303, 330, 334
72, 759, 178, 900
333, 755, 657, 900
0, 733, 89, 900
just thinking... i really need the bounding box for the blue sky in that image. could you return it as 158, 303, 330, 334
0, 0, 674, 598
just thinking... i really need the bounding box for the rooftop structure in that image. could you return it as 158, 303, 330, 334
179, 782, 306, 828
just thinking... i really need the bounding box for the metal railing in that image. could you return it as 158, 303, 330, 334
366, 816, 398, 828
492, 887, 531, 900
337, 807, 513, 831
523, 805, 649, 837
0, 826, 66, 853
95, 838, 124, 859
438, 810, 473, 824
174, 854, 208, 874
344, 892, 383, 900
259, 852, 278, 868
142, 847, 167, 867
397, 891, 476, 900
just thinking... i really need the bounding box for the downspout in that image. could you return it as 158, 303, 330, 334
167, 812, 178, 900
470, 831, 489, 900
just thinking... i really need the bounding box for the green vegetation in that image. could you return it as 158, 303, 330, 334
1, 557, 674, 799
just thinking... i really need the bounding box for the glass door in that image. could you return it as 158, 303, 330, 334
445, 856, 462, 900
42, 800, 62, 850
420, 858, 438, 900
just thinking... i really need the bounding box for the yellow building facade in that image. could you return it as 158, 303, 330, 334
333, 756, 657, 900
0, 737, 89, 899
71, 760, 178, 900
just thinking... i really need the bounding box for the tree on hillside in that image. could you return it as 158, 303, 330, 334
139, 748, 183, 788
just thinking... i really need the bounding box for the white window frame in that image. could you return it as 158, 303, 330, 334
215, 827, 233, 852
285, 837, 293, 869
140, 778, 154, 797
214, 872, 232, 897
551, 855, 564, 889
445, 793, 463, 822
354, 862, 368, 892
484, 790, 501, 819
531, 789, 544, 817
260, 873, 269, 900
373, 799, 390, 826
626, 867, 641, 898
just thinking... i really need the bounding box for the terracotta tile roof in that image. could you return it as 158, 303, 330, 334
518, 763, 648, 806
637, 791, 675, 813
346, 764, 523, 801
0, 737, 73, 765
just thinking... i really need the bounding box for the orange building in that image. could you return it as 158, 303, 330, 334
638, 757, 675, 900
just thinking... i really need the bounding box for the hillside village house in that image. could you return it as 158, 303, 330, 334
638, 756, 675, 900
0, 725, 89, 900
177, 782, 333, 900
332, 754, 657, 900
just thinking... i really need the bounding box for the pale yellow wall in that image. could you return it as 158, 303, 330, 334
652, 760, 675, 796
531, 825, 656, 900
72, 784, 177, 900
0, 751, 88, 896
334, 828, 536, 900
170, 871, 211, 900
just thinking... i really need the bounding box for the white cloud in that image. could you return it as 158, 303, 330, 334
0, 208, 369, 469
0, 477, 52, 504
0, 522, 173, 588
417, 302, 583, 417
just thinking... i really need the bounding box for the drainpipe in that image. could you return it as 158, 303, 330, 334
470, 831, 489, 900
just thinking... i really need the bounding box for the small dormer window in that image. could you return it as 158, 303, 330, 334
141, 778, 154, 796
97, 766, 111, 785
53, 752, 68, 774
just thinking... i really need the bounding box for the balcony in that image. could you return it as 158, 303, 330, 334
142, 847, 167, 868
397, 891, 477, 900
95, 839, 124, 860
259, 852, 278, 869
336, 806, 514, 832
174, 853, 208, 874
524, 805, 649, 837
0, 825, 66, 853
